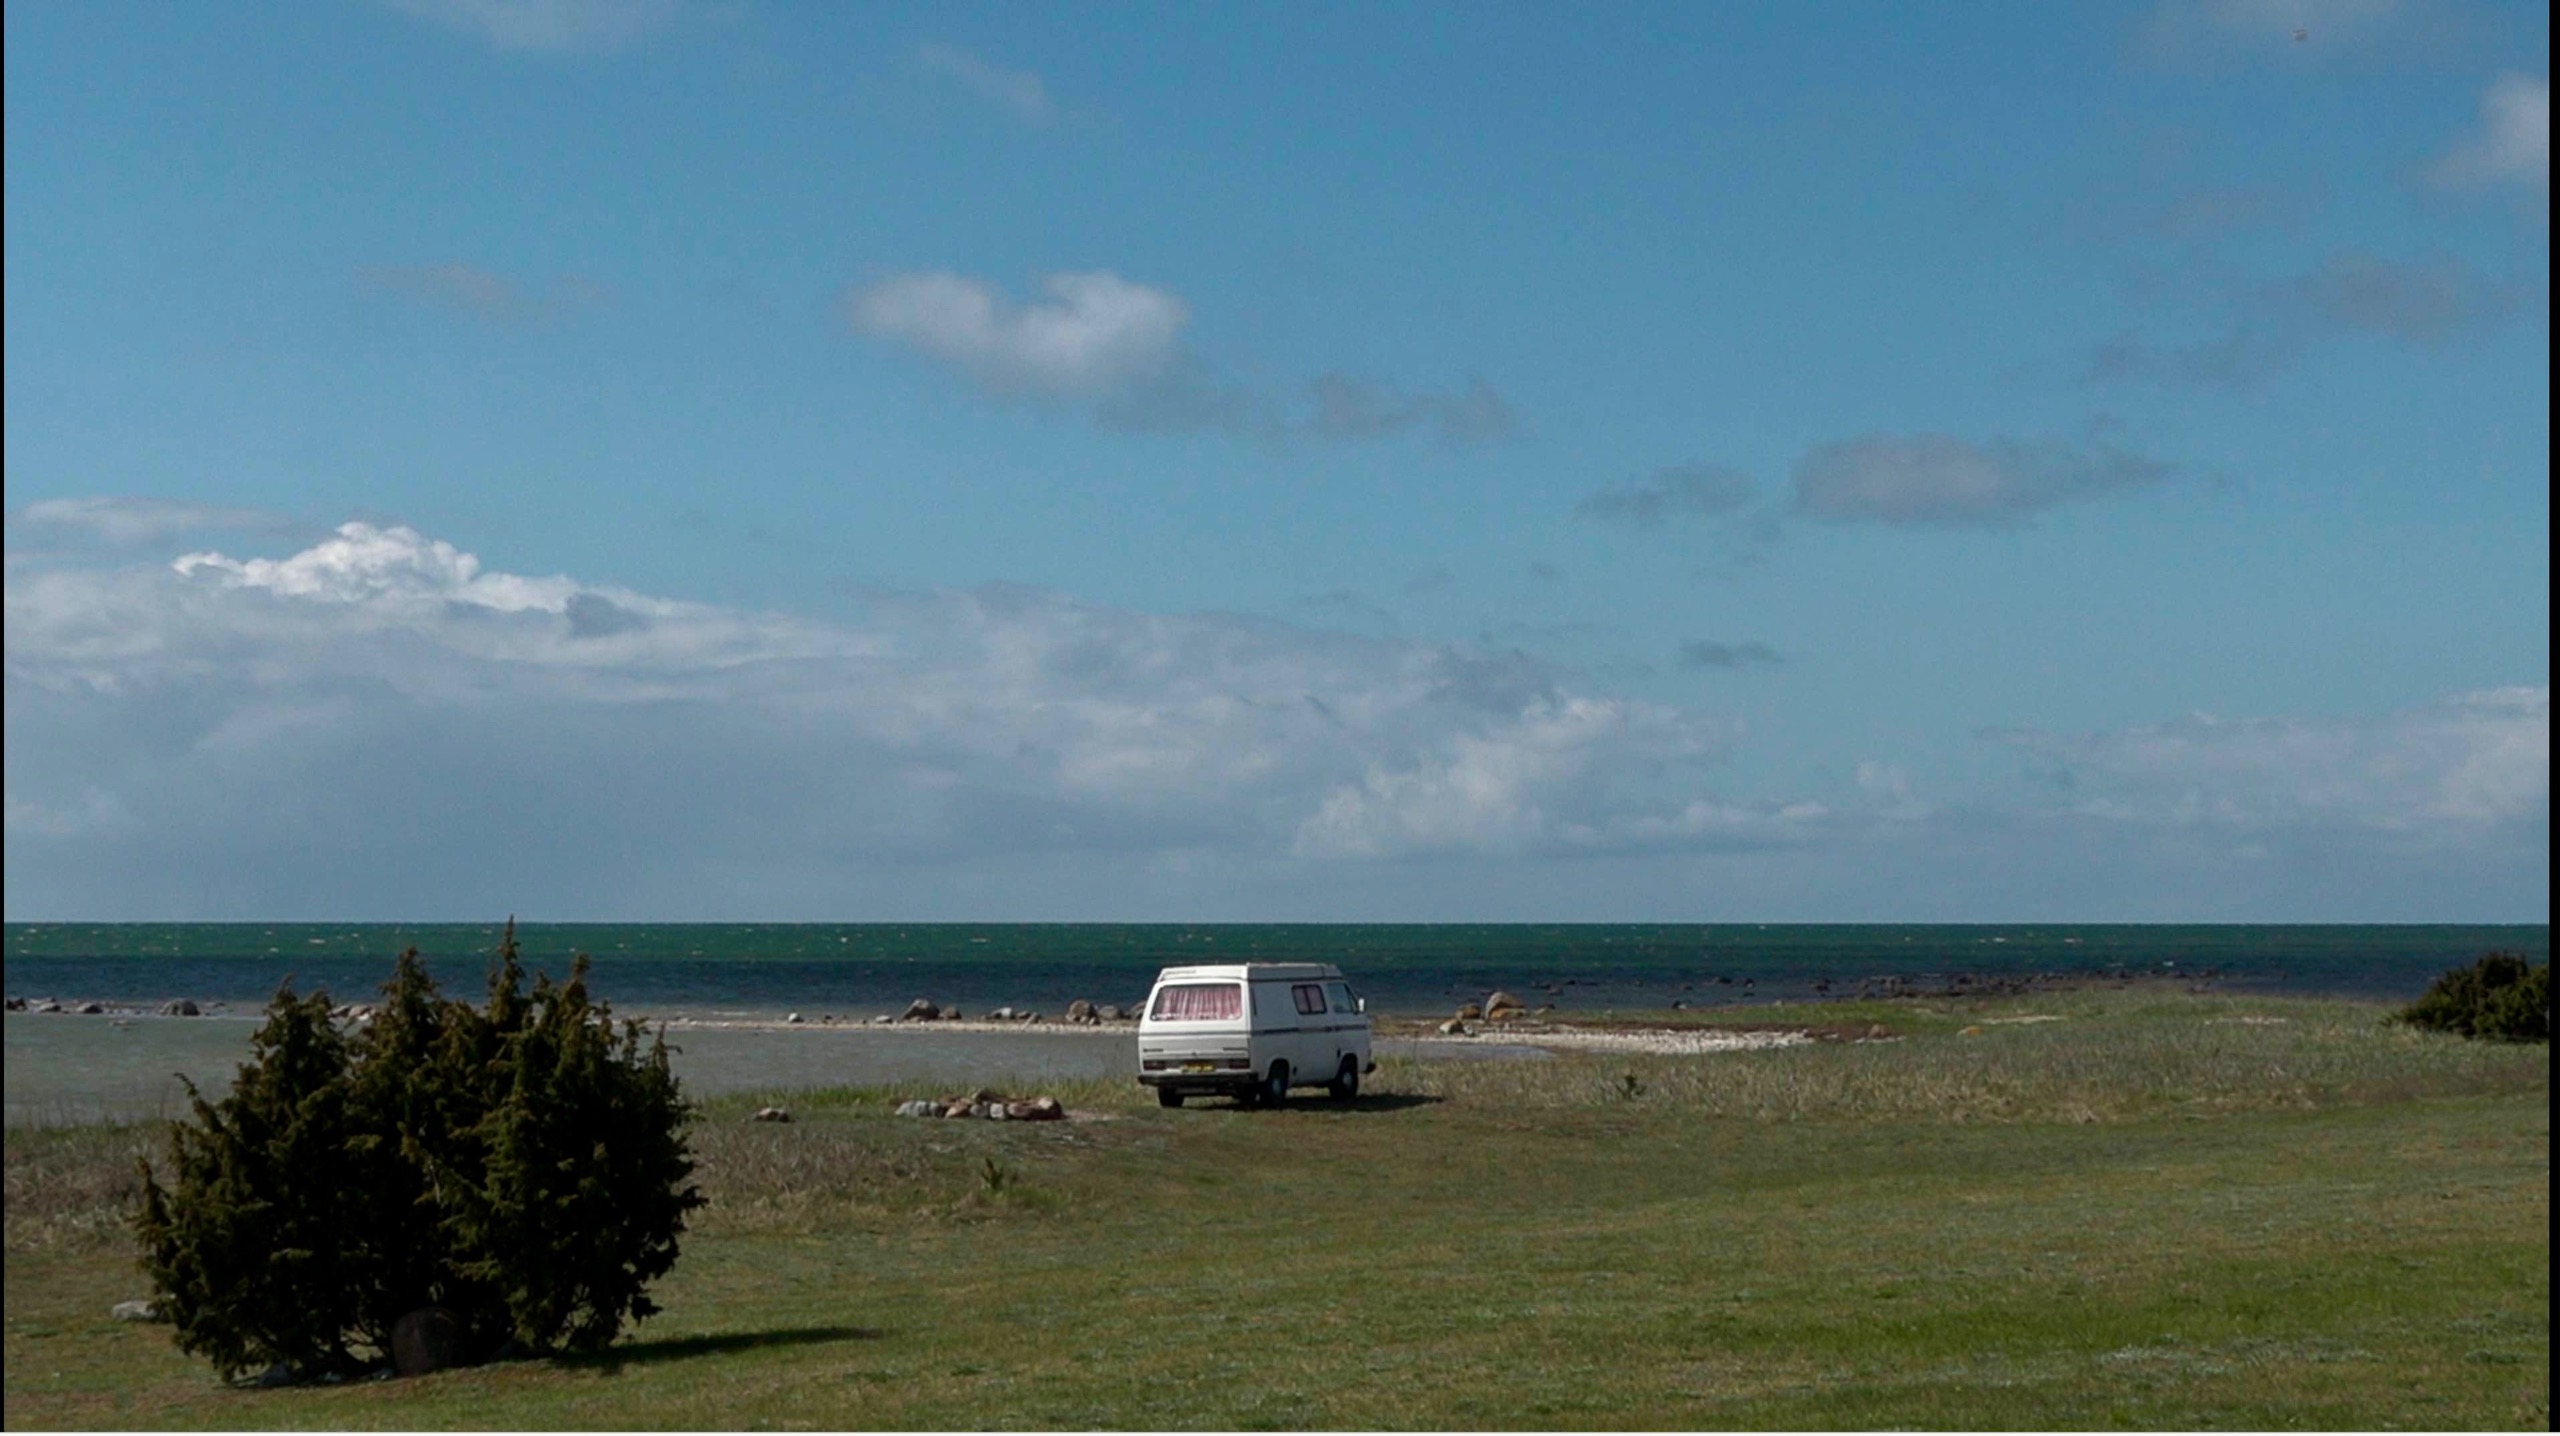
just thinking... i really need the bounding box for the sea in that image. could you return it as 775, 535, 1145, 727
6, 923, 2543, 1126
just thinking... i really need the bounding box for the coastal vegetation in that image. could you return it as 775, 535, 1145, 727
2398, 952, 2550, 1043
128, 930, 700, 1382
6, 985, 2548, 1429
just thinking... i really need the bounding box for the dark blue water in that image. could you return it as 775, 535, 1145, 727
5, 923, 2542, 1017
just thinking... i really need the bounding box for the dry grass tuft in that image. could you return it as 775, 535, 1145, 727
5, 1120, 163, 1254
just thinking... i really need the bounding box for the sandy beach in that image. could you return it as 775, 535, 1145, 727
4, 1005, 1853, 1125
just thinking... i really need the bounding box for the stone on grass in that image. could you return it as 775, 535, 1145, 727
111, 1298, 167, 1322
390, 1306, 466, 1378
255, 1363, 297, 1388
752, 1106, 792, 1123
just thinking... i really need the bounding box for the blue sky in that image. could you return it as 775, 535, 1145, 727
4, 0, 2548, 920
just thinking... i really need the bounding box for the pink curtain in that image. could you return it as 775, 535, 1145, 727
1151, 983, 1242, 1021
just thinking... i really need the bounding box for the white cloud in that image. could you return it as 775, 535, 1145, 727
5, 522, 1788, 915
2433, 73, 2551, 199
173, 522, 588, 614
849, 271, 1189, 399
1791, 433, 2173, 528
1293, 695, 1792, 858
383, 0, 680, 54
1986, 686, 2549, 835
16, 497, 286, 547
915, 43, 1058, 127
844, 267, 1519, 444
11, 523, 2539, 920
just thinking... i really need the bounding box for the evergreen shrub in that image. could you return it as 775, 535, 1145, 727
2397, 951, 2550, 1043
132, 923, 704, 1381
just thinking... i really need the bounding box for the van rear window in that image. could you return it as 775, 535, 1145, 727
1150, 983, 1242, 1021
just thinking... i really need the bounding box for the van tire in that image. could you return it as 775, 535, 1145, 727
1261, 1061, 1290, 1107
1157, 1087, 1184, 1108
1329, 1057, 1360, 1101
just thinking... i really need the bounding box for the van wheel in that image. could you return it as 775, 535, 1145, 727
1329, 1057, 1360, 1101
1261, 1061, 1290, 1107
1156, 1087, 1184, 1108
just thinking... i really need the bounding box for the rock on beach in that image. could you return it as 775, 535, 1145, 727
899, 1091, 1067, 1121
390, 1307, 466, 1377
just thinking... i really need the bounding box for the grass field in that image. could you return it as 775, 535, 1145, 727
5, 987, 2548, 1429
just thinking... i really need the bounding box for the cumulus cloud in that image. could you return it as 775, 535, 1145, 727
1678, 640, 1782, 671
382, 0, 680, 53
1984, 686, 2550, 835
1790, 432, 2174, 528
16, 497, 287, 547
172, 522, 587, 613
5, 522, 1795, 915
849, 271, 1188, 400
915, 42, 1058, 127
1577, 465, 1758, 528
847, 268, 1521, 446
2090, 251, 2542, 388
1307, 374, 1519, 445
2432, 73, 2551, 201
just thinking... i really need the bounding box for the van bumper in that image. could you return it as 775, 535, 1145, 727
1137, 1072, 1259, 1094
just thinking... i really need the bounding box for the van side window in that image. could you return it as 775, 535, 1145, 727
1326, 982, 1356, 1014
1150, 984, 1242, 1021
1291, 983, 1326, 1016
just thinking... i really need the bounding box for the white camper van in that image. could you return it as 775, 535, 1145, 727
1137, 963, 1374, 1108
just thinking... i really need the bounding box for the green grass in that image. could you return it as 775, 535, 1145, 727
6, 989, 2547, 1429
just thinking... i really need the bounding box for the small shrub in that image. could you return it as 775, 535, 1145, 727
132, 923, 704, 1381
2399, 953, 2550, 1043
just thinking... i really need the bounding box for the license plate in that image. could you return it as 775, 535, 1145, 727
1181, 1062, 1216, 1073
